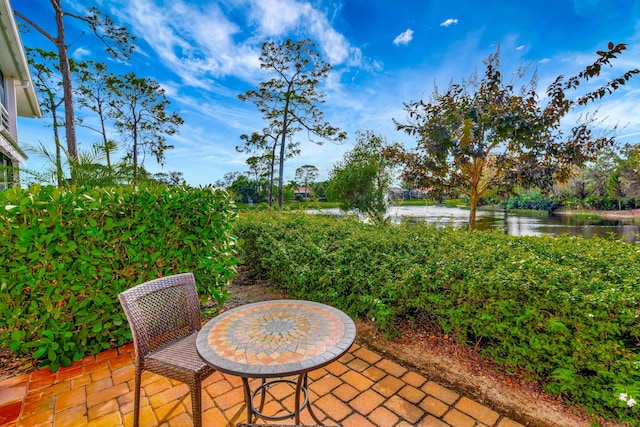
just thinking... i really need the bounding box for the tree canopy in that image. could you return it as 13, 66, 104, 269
389, 43, 639, 229
238, 38, 346, 208
106, 73, 183, 180
327, 131, 393, 224
295, 165, 319, 195
15, 2, 134, 171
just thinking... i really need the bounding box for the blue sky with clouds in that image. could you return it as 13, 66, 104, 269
15, 0, 640, 186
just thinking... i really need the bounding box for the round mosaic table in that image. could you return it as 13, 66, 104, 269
196, 300, 356, 425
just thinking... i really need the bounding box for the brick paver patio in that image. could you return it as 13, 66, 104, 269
0, 342, 524, 427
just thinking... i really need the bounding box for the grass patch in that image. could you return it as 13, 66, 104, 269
235, 201, 340, 211
393, 199, 438, 206
570, 212, 602, 220
508, 208, 551, 217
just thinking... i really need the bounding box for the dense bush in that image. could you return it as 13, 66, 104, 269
504, 191, 556, 211
235, 212, 640, 423
0, 184, 238, 371
581, 195, 639, 211
559, 196, 639, 211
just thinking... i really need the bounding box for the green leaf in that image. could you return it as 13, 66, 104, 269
33, 347, 47, 359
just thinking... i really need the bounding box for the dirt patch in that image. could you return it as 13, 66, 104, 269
0, 349, 33, 382
357, 321, 595, 427
220, 270, 288, 311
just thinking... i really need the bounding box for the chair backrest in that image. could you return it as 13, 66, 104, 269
118, 273, 201, 359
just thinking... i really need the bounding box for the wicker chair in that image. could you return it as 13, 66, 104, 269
118, 273, 215, 427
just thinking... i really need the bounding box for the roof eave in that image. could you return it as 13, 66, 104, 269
0, 0, 41, 118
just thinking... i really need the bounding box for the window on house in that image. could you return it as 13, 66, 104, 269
0, 69, 8, 131
0, 69, 5, 110
0, 152, 13, 190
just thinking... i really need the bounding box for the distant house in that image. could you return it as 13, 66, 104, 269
387, 186, 404, 201
387, 186, 431, 201
0, 0, 41, 189
294, 187, 311, 199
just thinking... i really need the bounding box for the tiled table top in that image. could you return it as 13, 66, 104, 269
196, 300, 356, 378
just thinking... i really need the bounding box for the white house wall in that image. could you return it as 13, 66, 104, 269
0, 0, 41, 186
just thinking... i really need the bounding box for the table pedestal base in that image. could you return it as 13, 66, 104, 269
242, 373, 324, 425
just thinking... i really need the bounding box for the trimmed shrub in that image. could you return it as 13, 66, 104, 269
0, 184, 238, 371
235, 212, 640, 423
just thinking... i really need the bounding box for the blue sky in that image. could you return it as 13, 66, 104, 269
16, 0, 640, 186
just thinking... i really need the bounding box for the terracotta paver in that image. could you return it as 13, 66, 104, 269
375, 358, 408, 377
340, 370, 374, 392
353, 347, 383, 365
372, 374, 404, 397
384, 394, 425, 424
349, 389, 385, 415
402, 371, 428, 388
53, 404, 87, 427
315, 393, 352, 421
0, 401, 21, 424
309, 373, 343, 395
496, 418, 525, 427
367, 406, 399, 426
420, 396, 450, 417
55, 387, 87, 413
332, 383, 360, 402
456, 397, 500, 425
362, 365, 386, 382
443, 408, 477, 427
419, 415, 450, 427
0, 341, 529, 427
398, 384, 426, 404
423, 380, 460, 405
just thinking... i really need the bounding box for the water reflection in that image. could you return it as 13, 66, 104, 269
319, 205, 640, 242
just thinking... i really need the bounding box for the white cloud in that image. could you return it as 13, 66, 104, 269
440, 18, 458, 27
539, 58, 551, 64
248, 0, 363, 67
113, 0, 369, 88
393, 29, 414, 46
307, 13, 352, 64
112, 0, 260, 88
249, 0, 308, 36
73, 47, 91, 59
516, 45, 525, 51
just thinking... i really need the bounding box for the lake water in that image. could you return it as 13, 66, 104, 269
319, 205, 640, 242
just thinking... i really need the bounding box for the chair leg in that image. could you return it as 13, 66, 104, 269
191, 382, 203, 427
134, 365, 142, 427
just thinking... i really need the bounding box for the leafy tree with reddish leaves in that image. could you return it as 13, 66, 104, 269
390, 43, 639, 229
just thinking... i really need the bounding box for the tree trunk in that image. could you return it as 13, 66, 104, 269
132, 116, 138, 180
269, 141, 277, 206
52, 1, 77, 164
277, 127, 285, 208
277, 85, 293, 209
468, 159, 485, 230
51, 102, 63, 187
469, 189, 478, 230
98, 104, 111, 168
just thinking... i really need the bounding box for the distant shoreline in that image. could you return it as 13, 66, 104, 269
555, 208, 640, 220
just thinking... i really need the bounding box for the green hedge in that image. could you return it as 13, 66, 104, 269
0, 184, 238, 371
235, 212, 640, 423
